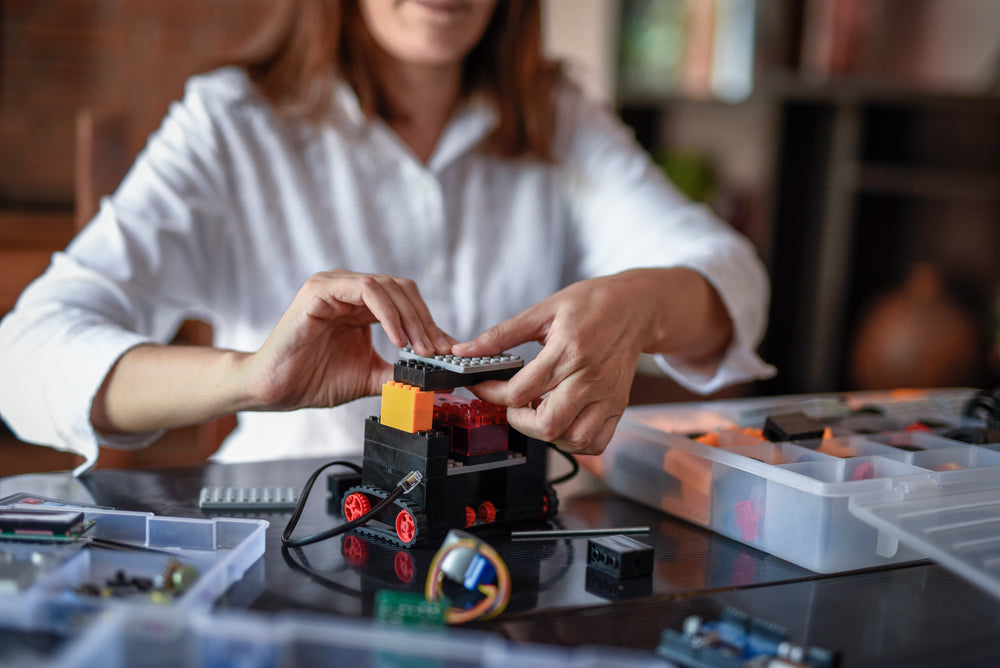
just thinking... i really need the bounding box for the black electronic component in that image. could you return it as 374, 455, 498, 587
762, 411, 826, 443
0, 509, 91, 541
657, 607, 840, 668
586, 534, 654, 579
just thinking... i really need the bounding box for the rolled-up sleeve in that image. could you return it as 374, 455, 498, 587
555, 86, 776, 393
0, 75, 232, 473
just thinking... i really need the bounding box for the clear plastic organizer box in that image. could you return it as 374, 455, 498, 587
601, 389, 1000, 582
0, 507, 267, 632
52, 606, 665, 668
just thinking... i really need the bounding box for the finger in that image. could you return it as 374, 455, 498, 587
345, 276, 410, 348
391, 277, 455, 353
375, 276, 454, 356
502, 343, 576, 409
452, 306, 547, 358
347, 275, 434, 354
554, 408, 621, 455
505, 390, 578, 446
465, 379, 509, 406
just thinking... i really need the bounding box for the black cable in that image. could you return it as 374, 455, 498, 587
282, 460, 424, 548
546, 445, 579, 485
280, 544, 362, 598
280, 459, 381, 548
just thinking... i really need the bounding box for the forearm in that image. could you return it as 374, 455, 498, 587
619, 267, 733, 363
91, 343, 257, 434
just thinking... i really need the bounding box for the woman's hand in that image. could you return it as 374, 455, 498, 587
452, 268, 732, 454
244, 270, 455, 411
92, 270, 453, 434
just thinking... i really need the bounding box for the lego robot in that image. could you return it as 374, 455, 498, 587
341, 349, 558, 547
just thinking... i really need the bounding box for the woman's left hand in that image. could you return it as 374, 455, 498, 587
452, 268, 732, 454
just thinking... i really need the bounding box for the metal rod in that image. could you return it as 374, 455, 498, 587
510, 526, 650, 541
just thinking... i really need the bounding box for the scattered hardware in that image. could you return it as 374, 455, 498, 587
425, 529, 511, 624
0, 509, 95, 542
657, 607, 839, 668
586, 534, 654, 579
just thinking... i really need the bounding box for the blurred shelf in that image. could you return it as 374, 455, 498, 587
855, 165, 1000, 202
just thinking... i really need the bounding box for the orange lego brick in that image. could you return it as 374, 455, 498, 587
380, 381, 434, 433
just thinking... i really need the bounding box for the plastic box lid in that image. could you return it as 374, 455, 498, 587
849, 466, 1000, 601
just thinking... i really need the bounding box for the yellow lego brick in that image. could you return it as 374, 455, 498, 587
380, 381, 434, 433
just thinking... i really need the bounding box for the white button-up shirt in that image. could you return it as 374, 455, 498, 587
0, 68, 774, 473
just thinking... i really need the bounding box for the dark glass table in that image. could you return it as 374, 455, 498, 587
4, 457, 1000, 667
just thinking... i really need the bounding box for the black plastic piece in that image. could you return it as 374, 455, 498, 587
355, 416, 554, 547
327, 472, 364, 515
586, 534, 654, 579
584, 567, 652, 600
762, 411, 826, 442
393, 359, 519, 392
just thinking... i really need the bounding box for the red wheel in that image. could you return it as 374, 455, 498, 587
465, 506, 476, 528
394, 551, 415, 583
342, 535, 369, 566
477, 501, 497, 524
395, 508, 417, 544
343, 492, 371, 522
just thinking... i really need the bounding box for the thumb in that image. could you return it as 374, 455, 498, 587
452, 308, 546, 357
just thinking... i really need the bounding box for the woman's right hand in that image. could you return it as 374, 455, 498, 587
243, 270, 455, 412
91, 270, 451, 435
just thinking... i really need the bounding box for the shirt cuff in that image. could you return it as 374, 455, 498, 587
653, 342, 776, 395
42, 327, 164, 476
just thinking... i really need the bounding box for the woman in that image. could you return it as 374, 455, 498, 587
0, 0, 774, 473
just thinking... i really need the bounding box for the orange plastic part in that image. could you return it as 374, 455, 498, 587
380, 381, 434, 433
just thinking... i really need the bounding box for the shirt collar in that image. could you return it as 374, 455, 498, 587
332, 81, 497, 173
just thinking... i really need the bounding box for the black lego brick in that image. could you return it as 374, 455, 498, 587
501, 437, 548, 519
587, 535, 654, 579
364, 416, 451, 459
393, 359, 518, 391
362, 440, 449, 482
762, 411, 826, 442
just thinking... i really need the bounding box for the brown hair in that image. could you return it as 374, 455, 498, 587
238, 0, 562, 160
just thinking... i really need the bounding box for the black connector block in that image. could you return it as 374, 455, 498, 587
393, 359, 519, 392
585, 567, 652, 600
327, 472, 363, 515
762, 411, 826, 443
586, 535, 654, 579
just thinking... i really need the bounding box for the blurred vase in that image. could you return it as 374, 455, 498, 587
851, 263, 982, 390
